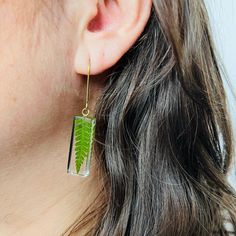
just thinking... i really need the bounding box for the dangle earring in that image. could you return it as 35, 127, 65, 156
67, 60, 96, 177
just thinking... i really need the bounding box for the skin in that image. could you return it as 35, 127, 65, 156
0, 0, 151, 235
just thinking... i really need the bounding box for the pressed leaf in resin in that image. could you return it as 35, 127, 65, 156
74, 117, 95, 173
67, 116, 96, 176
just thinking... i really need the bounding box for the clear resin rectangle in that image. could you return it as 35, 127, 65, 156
67, 116, 96, 177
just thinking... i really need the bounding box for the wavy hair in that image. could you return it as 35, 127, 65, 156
65, 0, 236, 235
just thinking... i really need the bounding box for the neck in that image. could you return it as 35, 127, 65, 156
0, 80, 103, 235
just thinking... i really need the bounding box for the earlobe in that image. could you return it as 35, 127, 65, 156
74, 0, 152, 76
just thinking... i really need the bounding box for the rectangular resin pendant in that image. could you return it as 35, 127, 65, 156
67, 116, 96, 177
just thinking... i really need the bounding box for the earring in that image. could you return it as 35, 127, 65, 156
67, 60, 96, 177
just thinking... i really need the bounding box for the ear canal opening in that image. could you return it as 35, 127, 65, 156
88, 4, 103, 32
88, 0, 120, 33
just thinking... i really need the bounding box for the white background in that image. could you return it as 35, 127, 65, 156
205, 0, 236, 188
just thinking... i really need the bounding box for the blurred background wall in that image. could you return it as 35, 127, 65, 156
205, 0, 236, 189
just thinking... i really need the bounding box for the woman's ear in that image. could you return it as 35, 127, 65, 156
74, 0, 152, 75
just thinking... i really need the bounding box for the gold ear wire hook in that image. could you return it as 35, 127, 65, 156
82, 60, 91, 117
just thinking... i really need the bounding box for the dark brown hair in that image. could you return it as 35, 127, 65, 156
65, 0, 236, 235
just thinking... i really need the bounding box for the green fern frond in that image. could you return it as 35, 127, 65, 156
74, 117, 96, 174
